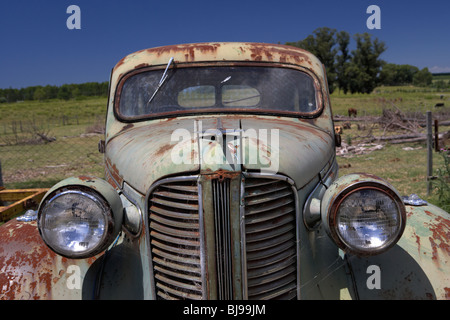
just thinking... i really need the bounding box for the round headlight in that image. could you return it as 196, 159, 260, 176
38, 177, 123, 259
322, 174, 406, 256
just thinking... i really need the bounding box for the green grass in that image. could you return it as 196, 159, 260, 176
0, 97, 106, 122
336, 143, 446, 205
0, 97, 107, 188
330, 85, 448, 116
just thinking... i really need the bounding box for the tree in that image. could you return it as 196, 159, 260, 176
57, 84, 72, 100
286, 29, 386, 94
286, 27, 338, 93
335, 31, 351, 93
347, 33, 386, 93
413, 67, 432, 86
380, 63, 419, 86
33, 87, 46, 101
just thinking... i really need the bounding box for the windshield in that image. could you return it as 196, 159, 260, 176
117, 65, 319, 119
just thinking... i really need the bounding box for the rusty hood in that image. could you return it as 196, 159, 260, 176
105, 115, 334, 193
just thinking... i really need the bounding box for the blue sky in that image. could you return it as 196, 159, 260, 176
0, 0, 449, 88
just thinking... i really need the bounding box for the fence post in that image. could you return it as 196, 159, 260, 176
426, 111, 432, 196
434, 119, 439, 152
0, 159, 3, 187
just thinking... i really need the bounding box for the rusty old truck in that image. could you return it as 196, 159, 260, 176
0, 42, 449, 300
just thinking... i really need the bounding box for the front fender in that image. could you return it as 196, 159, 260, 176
0, 218, 101, 300
346, 203, 450, 299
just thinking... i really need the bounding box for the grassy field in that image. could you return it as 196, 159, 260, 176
330, 85, 448, 116
330, 85, 449, 210
0, 97, 107, 188
0, 86, 449, 210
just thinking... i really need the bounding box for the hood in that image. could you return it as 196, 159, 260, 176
105, 115, 334, 194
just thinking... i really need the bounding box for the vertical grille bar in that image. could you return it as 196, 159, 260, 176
212, 178, 233, 299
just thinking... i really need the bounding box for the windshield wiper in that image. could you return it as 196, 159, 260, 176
147, 57, 174, 106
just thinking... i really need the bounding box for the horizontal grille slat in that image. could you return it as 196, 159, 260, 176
150, 230, 199, 247
154, 265, 202, 282
246, 232, 294, 252
156, 282, 203, 300
247, 256, 296, 279
245, 189, 293, 206
153, 190, 199, 201
248, 265, 296, 287
245, 184, 290, 198
149, 179, 203, 300
245, 213, 295, 234
152, 247, 200, 266
245, 204, 295, 223
248, 278, 297, 300
247, 247, 296, 269
151, 239, 199, 256
153, 256, 202, 274
244, 177, 298, 300
245, 196, 294, 215
162, 184, 198, 193
246, 238, 295, 261
245, 223, 295, 243
150, 221, 199, 238
155, 273, 203, 293
151, 197, 199, 211
150, 205, 199, 220
151, 213, 199, 229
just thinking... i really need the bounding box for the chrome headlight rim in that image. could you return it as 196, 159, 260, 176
325, 177, 407, 256
38, 185, 116, 259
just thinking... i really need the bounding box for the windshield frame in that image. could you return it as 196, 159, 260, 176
113, 61, 324, 122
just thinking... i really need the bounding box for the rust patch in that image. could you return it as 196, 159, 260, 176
154, 143, 173, 157
415, 233, 421, 255
113, 57, 126, 71
444, 287, 450, 299
78, 175, 96, 183
149, 43, 221, 61
118, 123, 134, 134
134, 63, 149, 69
0, 219, 101, 299
427, 214, 450, 257
0, 220, 58, 299
105, 158, 123, 188
202, 168, 240, 182
429, 237, 440, 266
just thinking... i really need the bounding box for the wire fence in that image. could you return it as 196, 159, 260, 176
0, 114, 105, 189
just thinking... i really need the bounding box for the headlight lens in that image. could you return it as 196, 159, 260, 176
322, 174, 406, 256
335, 188, 403, 253
39, 188, 114, 258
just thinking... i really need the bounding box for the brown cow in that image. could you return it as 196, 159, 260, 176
348, 108, 357, 117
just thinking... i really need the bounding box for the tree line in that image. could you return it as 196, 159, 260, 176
286, 27, 435, 94
0, 82, 109, 103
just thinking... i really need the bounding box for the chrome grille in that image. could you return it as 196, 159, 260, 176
148, 178, 204, 300
212, 178, 233, 299
243, 176, 298, 300
148, 174, 298, 300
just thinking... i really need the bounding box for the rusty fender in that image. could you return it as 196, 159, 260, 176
345, 203, 450, 300
0, 218, 101, 300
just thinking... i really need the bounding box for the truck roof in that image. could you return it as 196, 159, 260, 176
111, 42, 325, 88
